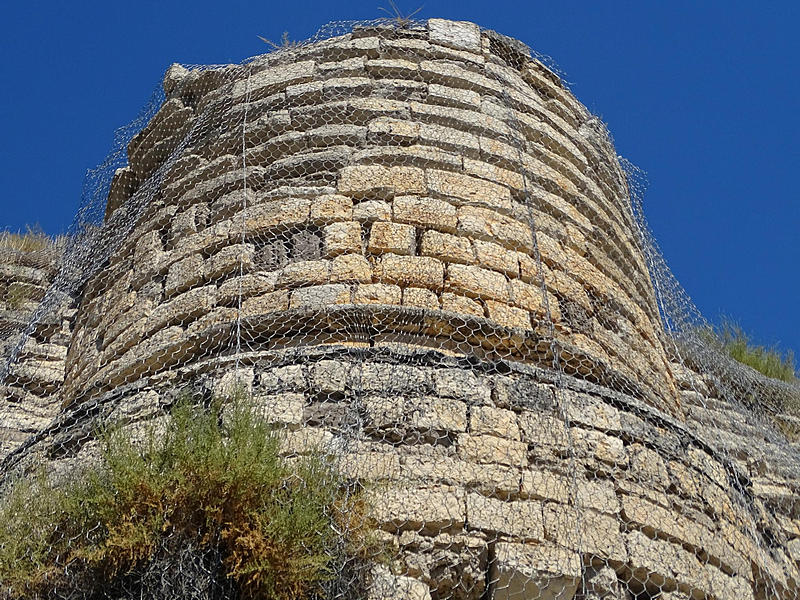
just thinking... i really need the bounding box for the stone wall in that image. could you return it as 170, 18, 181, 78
1, 18, 798, 600
61, 19, 677, 417
0, 240, 71, 458
9, 342, 798, 599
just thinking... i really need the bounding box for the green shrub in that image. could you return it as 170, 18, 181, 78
719, 319, 797, 384
0, 393, 376, 600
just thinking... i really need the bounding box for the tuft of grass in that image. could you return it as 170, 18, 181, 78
257, 31, 300, 51
377, 1, 424, 27
0, 226, 53, 253
719, 319, 797, 384
0, 392, 377, 600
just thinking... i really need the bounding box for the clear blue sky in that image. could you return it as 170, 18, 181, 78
1, 1, 797, 359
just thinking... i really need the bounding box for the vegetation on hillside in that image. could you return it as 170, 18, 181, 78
0, 226, 54, 253
718, 319, 797, 384
0, 392, 377, 600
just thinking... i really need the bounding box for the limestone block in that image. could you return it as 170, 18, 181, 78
543, 502, 627, 562
788, 538, 800, 564
485, 300, 531, 330
339, 451, 402, 481
446, 264, 509, 303
251, 392, 305, 427
240, 290, 290, 318
427, 83, 480, 109
463, 158, 525, 192
426, 169, 510, 212
133, 230, 164, 275
330, 253, 372, 283
353, 283, 401, 305
470, 406, 520, 440
393, 195, 458, 232
400, 452, 520, 498
420, 230, 475, 265
309, 194, 353, 224
458, 206, 532, 251
310, 360, 350, 394
290, 284, 350, 309
434, 368, 492, 404
368, 565, 431, 600
217, 272, 278, 306
368, 485, 466, 533
204, 243, 254, 281
458, 433, 527, 467
145, 285, 216, 336
625, 530, 706, 595
243, 198, 311, 234
366, 58, 420, 79
165, 254, 204, 297
473, 239, 519, 276
214, 368, 254, 398
509, 280, 561, 322
259, 364, 307, 393
440, 292, 484, 318
375, 254, 445, 291
368, 221, 416, 255
491, 542, 580, 600
233, 60, 316, 102
517, 413, 570, 456
418, 123, 480, 158
185, 307, 237, 336
360, 363, 431, 394
402, 287, 439, 309
428, 19, 481, 53
366, 395, 467, 433
419, 60, 504, 97
572, 427, 627, 466
353, 199, 392, 222
627, 443, 670, 489
367, 117, 420, 144
278, 427, 334, 455
562, 389, 621, 433
277, 260, 330, 289
466, 493, 544, 540
323, 221, 362, 257
338, 165, 426, 198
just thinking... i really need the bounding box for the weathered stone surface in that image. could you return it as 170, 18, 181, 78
375, 254, 445, 291
428, 19, 482, 53
323, 221, 362, 257
393, 195, 458, 231
339, 165, 426, 197
446, 264, 509, 303
165, 254, 204, 297
330, 253, 372, 283
492, 542, 580, 600
420, 230, 475, 265
353, 283, 401, 305
427, 169, 511, 212
368, 565, 431, 600
543, 503, 627, 562
466, 493, 543, 539
368, 485, 466, 533
458, 433, 527, 467
368, 221, 417, 255
290, 284, 350, 308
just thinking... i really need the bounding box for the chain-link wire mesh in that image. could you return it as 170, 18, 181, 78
1, 17, 798, 600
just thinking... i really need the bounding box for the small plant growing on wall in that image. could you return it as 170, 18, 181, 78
0, 389, 380, 599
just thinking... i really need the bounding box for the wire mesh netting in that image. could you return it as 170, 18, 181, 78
1, 17, 798, 600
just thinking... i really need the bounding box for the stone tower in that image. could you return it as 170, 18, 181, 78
1, 18, 798, 600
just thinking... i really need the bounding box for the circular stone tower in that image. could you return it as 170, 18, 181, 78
8, 18, 797, 600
